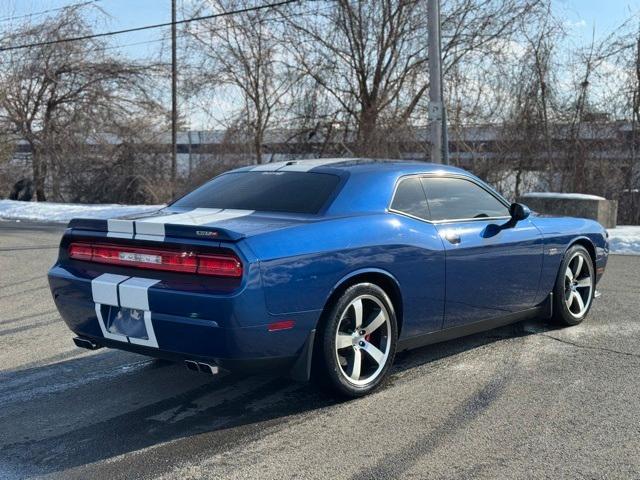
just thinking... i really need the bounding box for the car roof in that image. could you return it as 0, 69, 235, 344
227, 158, 493, 217
233, 158, 467, 176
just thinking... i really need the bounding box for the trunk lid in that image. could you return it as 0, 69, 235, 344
68, 207, 315, 242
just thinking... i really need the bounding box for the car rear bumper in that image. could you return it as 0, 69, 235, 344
48, 264, 320, 379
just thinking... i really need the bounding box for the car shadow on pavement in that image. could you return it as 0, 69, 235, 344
0, 318, 557, 478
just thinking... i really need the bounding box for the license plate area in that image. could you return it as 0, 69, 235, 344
106, 306, 149, 340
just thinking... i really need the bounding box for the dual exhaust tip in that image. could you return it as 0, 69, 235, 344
73, 336, 102, 350
73, 337, 218, 375
185, 360, 219, 375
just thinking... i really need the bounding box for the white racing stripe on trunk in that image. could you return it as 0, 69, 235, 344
134, 221, 165, 238
107, 219, 135, 239
134, 208, 225, 240
200, 209, 254, 224
131, 208, 254, 239
135, 234, 163, 242
145, 208, 224, 226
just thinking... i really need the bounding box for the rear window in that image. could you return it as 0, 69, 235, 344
172, 171, 341, 214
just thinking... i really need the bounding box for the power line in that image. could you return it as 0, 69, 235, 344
0, 0, 303, 53
0, 1, 99, 24
4, 0, 329, 58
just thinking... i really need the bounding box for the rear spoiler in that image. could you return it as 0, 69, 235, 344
67, 218, 246, 242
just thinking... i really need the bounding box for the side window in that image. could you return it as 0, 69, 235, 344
421, 177, 509, 221
390, 177, 430, 220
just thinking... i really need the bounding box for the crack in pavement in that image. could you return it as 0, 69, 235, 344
0, 309, 58, 326
538, 332, 640, 360
0, 284, 49, 300
0, 245, 58, 252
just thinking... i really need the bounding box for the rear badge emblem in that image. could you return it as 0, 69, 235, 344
196, 230, 218, 238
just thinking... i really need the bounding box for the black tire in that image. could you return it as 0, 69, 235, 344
315, 283, 398, 398
552, 245, 595, 326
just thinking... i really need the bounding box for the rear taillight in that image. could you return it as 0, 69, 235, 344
68, 242, 242, 277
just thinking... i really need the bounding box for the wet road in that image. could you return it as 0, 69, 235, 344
1, 221, 639, 479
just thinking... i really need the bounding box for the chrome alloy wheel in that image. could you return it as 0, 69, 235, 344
564, 251, 594, 318
334, 294, 391, 386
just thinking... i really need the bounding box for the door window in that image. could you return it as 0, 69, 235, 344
421, 177, 509, 221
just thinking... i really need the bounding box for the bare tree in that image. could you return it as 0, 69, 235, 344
496, 6, 562, 197
184, 0, 297, 164
282, 0, 546, 157
0, 5, 156, 200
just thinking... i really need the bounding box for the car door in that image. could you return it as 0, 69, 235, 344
388, 176, 446, 338
421, 175, 543, 329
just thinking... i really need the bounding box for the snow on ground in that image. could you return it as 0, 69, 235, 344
522, 192, 606, 201
0, 200, 164, 223
607, 226, 640, 255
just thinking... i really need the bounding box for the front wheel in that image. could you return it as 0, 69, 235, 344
552, 245, 595, 326
316, 283, 398, 398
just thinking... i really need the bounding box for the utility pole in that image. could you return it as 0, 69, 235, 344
427, 0, 448, 164
170, 0, 178, 196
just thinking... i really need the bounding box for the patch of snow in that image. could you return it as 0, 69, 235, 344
0, 200, 164, 223
607, 226, 640, 255
522, 192, 606, 201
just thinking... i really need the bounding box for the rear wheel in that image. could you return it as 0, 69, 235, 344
552, 245, 595, 326
316, 283, 397, 398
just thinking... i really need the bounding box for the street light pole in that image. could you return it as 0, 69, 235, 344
427, 0, 448, 165
170, 0, 178, 196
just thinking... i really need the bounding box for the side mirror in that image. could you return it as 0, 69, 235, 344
509, 203, 531, 222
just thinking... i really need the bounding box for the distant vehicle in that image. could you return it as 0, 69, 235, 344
48, 159, 609, 397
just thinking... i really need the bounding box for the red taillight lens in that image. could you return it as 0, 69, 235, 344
197, 255, 243, 277
68, 243, 93, 261
68, 242, 242, 277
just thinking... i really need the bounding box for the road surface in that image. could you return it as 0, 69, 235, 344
0, 221, 639, 479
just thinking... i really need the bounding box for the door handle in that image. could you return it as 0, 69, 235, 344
444, 231, 461, 244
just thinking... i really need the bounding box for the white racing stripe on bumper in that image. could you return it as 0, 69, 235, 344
91, 273, 128, 306
90, 274, 160, 348
129, 311, 159, 348
95, 304, 128, 343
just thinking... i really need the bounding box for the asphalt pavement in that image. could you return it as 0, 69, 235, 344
0, 220, 639, 479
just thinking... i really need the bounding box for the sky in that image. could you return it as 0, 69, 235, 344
1, 0, 639, 129
3, 0, 640, 59
555, 0, 640, 43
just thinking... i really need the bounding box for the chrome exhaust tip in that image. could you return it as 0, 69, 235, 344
185, 360, 219, 375
73, 336, 102, 350
184, 360, 200, 372
197, 362, 219, 375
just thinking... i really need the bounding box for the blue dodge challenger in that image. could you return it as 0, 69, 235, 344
48, 159, 609, 397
